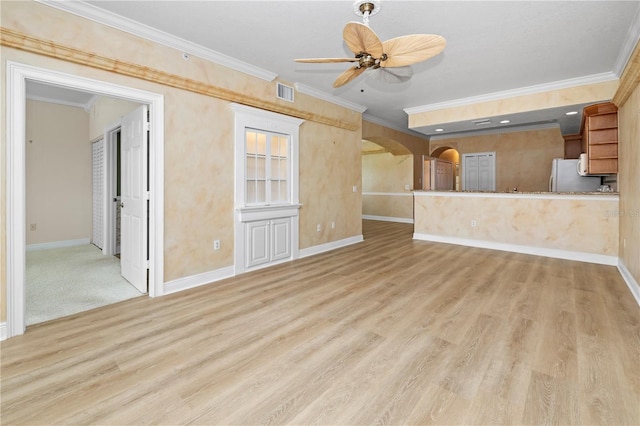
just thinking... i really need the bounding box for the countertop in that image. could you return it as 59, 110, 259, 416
413, 190, 619, 199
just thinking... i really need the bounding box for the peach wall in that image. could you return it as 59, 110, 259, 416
363, 195, 414, 221
430, 127, 565, 192
617, 82, 640, 290
363, 153, 413, 193
414, 192, 619, 258
25, 100, 91, 245
89, 97, 141, 141
299, 122, 362, 248
0, 1, 362, 323
362, 152, 414, 220
362, 120, 430, 188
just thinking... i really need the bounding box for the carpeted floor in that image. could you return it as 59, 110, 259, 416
26, 244, 143, 326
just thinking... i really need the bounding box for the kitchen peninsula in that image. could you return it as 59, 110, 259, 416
413, 190, 619, 265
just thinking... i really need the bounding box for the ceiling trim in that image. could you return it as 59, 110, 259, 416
613, 4, 640, 77
35, 0, 278, 82
404, 72, 618, 115
294, 83, 367, 113
428, 122, 560, 141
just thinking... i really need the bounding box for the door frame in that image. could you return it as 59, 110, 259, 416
5, 62, 165, 338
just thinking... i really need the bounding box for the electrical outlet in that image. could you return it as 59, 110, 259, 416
471, 220, 477, 228
214, 240, 221, 250
352, 185, 358, 193
30, 224, 37, 231
331, 221, 335, 229
404, 184, 411, 191
317, 224, 322, 232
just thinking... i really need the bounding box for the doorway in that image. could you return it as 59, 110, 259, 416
6, 62, 165, 338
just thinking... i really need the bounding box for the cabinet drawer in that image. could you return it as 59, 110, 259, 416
589, 143, 617, 159
589, 158, 618, 174
588, 128, 618, 144
589, 113, 617, 130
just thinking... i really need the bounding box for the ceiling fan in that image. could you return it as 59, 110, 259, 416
295, 0, 446, 88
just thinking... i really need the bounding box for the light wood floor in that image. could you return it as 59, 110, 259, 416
2, 220, 639, 425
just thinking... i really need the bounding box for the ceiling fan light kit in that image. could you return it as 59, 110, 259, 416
295, 0, 446, 88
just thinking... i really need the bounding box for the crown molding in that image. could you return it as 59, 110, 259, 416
1, 28, 358, 131
613, 4, 640, 77
35, 0, 278, 82
428, 122, 559, 141
293, 83, 367, 113
404, 72, 618, 115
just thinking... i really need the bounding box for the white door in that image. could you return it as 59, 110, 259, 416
462, 152, 495, 191
463, 154, 479, 190
477, 153, 496, 191
246, 220, 270, 267
120, 105, 148, 293
271, 218, 291, 261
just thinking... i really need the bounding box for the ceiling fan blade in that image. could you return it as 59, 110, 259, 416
295, 58, 359, 63
333, 66, 366, 88
343, 22, 383, 58
367, 66, 414, 84
381, 34, 446, 68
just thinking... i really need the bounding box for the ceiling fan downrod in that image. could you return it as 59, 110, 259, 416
354, 0, 380, 27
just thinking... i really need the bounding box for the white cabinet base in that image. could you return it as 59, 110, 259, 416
235, 205, 300, 274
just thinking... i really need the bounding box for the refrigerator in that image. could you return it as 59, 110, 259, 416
549, 158, 601, 192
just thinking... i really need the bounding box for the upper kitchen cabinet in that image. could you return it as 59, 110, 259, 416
563, 133, 582, 159
581, 102, 618, 174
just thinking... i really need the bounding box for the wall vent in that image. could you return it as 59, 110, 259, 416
276, 82, 294, 102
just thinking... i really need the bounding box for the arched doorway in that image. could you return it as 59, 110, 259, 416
430, 146, 460, 190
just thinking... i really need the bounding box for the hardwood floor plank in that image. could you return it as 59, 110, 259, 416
523, 371, 580, 425
1, 220, 638, 425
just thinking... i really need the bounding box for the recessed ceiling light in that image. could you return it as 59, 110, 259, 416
499, 120, 510, 124
435, 128, 444, 132
565, 111, 578, 116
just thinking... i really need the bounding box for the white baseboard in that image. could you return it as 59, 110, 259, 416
26, 238, 91, 251
164, 266, 235, 295
413, 232, 618, 266
617, 260, 640, 307
0, 322, 6, 341
299, 235, 364, 258
362, 215, 414, 224
164, 235, 365, 295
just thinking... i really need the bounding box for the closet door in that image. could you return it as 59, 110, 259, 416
92, 139, 104, 249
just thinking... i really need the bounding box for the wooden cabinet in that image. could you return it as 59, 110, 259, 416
563, 133, 582, 159
581, 102, 618, 174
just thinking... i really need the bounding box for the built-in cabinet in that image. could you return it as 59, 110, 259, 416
245, 217, 291, 268
581, 102, 618, 174
563, 133, 582, 159
231, 103, 304, 274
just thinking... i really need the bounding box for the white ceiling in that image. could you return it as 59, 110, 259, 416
33, 0, 640, 139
